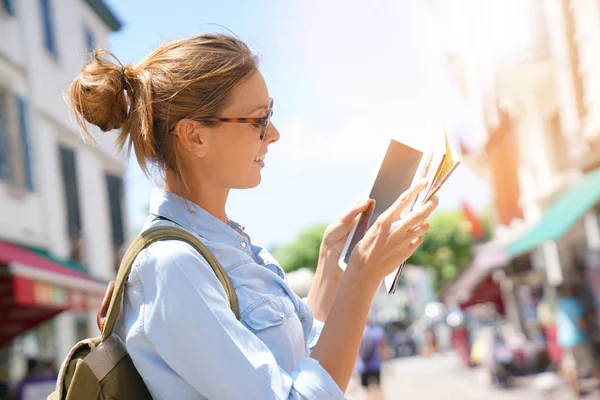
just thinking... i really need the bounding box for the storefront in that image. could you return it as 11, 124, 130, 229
0, 238, 107, 382
440, 246, 508, 312
505, 167, 600, 354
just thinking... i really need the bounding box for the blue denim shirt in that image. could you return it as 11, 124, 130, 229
123, 188, 344, 399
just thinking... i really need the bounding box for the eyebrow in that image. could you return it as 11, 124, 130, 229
245, 101, 271, 115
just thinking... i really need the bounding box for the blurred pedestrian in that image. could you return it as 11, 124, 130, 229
556, 284, 600, 396
358, 323, 388, 399
536, 288, 562, 365
486, 328, 513, 388
15, 359, 38, 400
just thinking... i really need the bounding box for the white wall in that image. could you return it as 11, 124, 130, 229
20, 0, 112, 130
0, 7, 27, 69
77, 148, 115, 280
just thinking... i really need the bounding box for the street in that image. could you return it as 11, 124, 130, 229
346, 352, 599, 400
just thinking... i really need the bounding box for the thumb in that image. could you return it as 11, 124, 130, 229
339, 198, 375, 224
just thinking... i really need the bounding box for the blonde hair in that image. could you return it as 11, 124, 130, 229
69, 34, 258, 182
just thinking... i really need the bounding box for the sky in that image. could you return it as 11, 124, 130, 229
105, 0, 491, 248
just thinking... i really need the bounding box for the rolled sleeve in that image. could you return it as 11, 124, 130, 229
136, 240, 344, 400
302, 297, 326, 352
293, 357, 345, 400
308, 318, 325, 352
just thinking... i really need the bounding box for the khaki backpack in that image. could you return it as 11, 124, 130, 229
48, 225, 240, 400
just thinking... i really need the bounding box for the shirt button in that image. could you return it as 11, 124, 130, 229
241, 241, 247, 248
279, 312, 285, 319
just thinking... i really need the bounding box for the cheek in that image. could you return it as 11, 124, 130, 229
214, 132, 261, 181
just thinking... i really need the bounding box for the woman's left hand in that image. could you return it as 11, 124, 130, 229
309, 199, 375, 321
319, 199, 375, 274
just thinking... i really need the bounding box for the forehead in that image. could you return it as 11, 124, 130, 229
224, 71, 270, 114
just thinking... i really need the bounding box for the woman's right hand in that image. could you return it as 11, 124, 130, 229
347, 179, 439, 285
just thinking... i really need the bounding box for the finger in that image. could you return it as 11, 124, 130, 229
410, 236, 424, 249
402, 195, 439, 229
406, 222, 430, 240
339, 198, 375, 224
391, 220, 429, 247
352, 200, 376, 239
383, 179, 428, 221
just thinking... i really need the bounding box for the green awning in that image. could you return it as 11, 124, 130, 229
27, 247, 107, 282
507, 167, 600, 258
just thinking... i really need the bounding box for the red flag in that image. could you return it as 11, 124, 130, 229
460, 200, 485, 240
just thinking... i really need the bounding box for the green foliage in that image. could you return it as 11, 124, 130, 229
273, 224, 327, 273
407, 210, 474, 292
273, 208, 486, 291
479, 204, 495, 240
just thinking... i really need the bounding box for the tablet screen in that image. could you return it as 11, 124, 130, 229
342, 139, 424, 265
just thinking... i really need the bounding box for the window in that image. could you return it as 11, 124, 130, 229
39, 0, 58, 57
59, 146, 83, 261
106, 174, 125, 273
2, 0, 14, 16
105, 174, 125, 249
0, 90, 32, 190
84, 27, 95, 54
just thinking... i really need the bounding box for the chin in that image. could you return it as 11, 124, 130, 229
233, 174, 262, 190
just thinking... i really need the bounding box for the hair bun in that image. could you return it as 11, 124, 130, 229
69, 50, 130, 132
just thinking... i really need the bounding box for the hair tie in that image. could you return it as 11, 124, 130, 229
120, 67, 128, 91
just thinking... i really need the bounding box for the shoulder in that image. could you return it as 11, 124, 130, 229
133, 238, 221, 290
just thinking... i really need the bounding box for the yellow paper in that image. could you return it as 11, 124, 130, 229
435, 132, 456, 183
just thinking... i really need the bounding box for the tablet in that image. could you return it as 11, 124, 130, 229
338, 139, 424, 269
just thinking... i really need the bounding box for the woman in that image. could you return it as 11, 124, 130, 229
69, 33, 438, 399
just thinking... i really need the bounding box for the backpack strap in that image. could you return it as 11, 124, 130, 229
101, 226, 240, 342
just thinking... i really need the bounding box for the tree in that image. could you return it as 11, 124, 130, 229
407, 211, 473, 292
273, 224, 327, 273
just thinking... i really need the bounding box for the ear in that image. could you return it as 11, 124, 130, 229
175, 119, 209, 157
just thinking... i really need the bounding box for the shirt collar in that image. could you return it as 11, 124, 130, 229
148, 187, 252, 253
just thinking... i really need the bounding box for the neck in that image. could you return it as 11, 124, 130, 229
164, 169, 229, 223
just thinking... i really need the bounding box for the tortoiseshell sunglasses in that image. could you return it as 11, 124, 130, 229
194, 98, 274, 141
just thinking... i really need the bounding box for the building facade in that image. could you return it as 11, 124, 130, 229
0, 0, 124, 384
430, 0, 600, 340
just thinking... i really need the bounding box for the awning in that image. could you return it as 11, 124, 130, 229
457, 275, 505, 315
440, 246, 508, 308
0, 240, 108, 347
507, 167, 600, 258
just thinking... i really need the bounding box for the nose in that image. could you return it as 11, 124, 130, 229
265, 123, 280, 144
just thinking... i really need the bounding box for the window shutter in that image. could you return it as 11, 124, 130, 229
17, 96, 33, 191
39, 0, 58, 56
0, 97, 9, 181
3, 0, 15, 16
